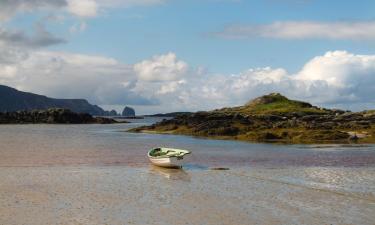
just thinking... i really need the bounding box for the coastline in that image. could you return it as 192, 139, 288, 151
0, 108, 121, 124
130, 94, 375, 144
131, 128, 375, 144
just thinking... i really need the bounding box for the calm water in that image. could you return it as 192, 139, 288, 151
1, 118, 375, 224
0, 117, 374, 168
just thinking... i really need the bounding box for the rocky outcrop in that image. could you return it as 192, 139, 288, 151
131, 93, 375, 144
122, 106, 135, 117
108, 110, 118, 116
0, 108, 119, 124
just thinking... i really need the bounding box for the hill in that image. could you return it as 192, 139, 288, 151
0, 85, 108, 115
130, 93, 375, 144
0, 108, 119, 124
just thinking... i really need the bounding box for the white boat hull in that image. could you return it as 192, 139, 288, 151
148, 154, 190, 168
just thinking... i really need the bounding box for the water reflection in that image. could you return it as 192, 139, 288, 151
295, 167, 375, 200
0, 122, 374, 168
149, 166, 191, 181
294, 167, 344, 192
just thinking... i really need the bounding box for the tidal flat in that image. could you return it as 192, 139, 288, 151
0, 119, 374, 225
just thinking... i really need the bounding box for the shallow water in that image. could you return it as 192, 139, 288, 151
0, 117, 374, 168
0, 118, 374, 224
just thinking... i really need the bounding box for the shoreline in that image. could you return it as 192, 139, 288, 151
130, 94, 375, 145
131, 129, 375, 145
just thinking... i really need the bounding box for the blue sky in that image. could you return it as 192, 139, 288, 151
1, 0, 375, 113
7, 0, 375, 73
59, 1, 374, 72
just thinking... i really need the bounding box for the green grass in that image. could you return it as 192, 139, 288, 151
129, 93, 375, 144
213, 93, 328, 115
245, 102, 325, 115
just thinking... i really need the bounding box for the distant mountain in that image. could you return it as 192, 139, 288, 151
0, 85, 108, 115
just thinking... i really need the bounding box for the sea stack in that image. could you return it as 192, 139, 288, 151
108, 110, 118, 116
122, 106, 136, 117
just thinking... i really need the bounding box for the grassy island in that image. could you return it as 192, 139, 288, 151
130, 93, 375, 144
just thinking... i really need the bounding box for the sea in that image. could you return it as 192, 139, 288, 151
0, 117, 374, 224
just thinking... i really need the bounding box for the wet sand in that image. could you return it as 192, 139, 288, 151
0, 166, 374, 225
0, 123, 375, 224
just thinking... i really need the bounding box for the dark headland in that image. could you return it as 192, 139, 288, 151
131, 93, 375, 144
0, 84, 115, 116
0, 108, 119, 124
0, 84, 126, 124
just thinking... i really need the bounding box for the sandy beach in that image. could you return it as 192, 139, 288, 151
0, 123, 374, 225
0, 166, 374, 225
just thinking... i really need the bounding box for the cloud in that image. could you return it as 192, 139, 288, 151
1, 49, 375, 112
297, 51, 375, 86
0, 0, 169, 52
0, 46, 29, 64
69, 22, 87, 33
0, 0, 66, 21
217, 21, 375, 40
131, 51, 375, 112
95, 0, 166, 8
0, 24, 65, 48
134, 52, 189, 82
0, 46, 155, 105
0, 0, 166, 21
66, 0, 98, 18
295, 51, 375, 104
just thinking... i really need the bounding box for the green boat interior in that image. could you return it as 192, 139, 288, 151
149, 148, 191, 158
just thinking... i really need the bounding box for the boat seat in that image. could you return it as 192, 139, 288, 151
151, 148, 189, 157
166, 152, 179, 156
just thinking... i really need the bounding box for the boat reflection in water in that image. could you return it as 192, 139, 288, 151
149, 165, 191, 181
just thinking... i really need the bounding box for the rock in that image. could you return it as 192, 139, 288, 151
257, 114, 284, 122
108, 110, 118, 116
319, 122, 336, 129
300, 115, 322, 122
348, 135, 359, 142
210, 167, 230, 170
256, 132, 282, 140
122, 106, 136, 117
129, 93, 375, 144
0, 108, 119, 124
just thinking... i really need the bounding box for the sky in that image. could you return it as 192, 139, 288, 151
0, 0, 375, 114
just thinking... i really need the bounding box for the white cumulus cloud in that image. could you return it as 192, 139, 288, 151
0, 46, 155, 105
297, 51, 375, 86
134, 52, 189, 82
1, 49, 375, 113
66, 0, 98, 18
131, 51, 375, 113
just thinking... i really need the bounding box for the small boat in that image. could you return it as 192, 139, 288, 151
148, 147, 191, 168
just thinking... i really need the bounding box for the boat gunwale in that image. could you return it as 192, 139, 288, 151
147, 147, 191, 159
